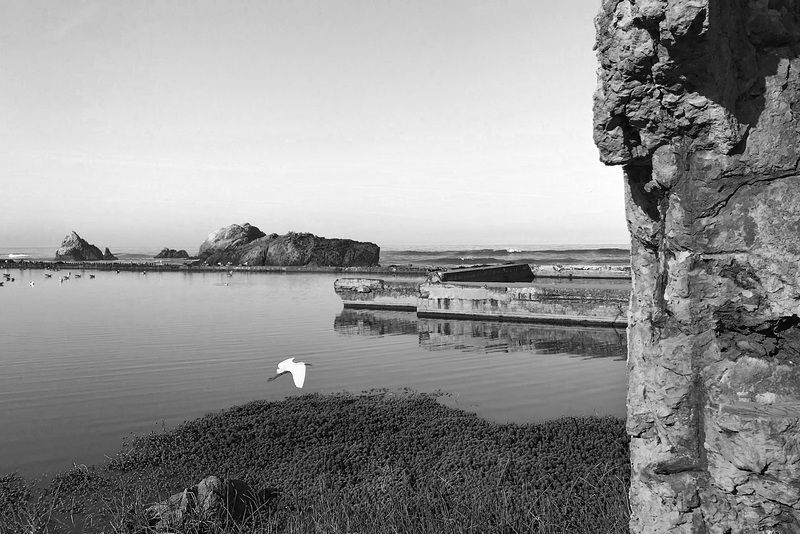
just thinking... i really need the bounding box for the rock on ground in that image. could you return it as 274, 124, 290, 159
146, 476, 258, 531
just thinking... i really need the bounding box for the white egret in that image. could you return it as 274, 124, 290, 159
268, 357, 311, 388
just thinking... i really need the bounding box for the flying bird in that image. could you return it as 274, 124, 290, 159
268, 357, 311, 388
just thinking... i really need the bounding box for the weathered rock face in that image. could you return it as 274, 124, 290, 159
54, 231, 105, 261
595, 2, 800, 532
197, 223, 380, 267
154, 247, 189, 259
198, 223, 266, 260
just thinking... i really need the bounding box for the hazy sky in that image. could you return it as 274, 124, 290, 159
1, 0, 626, 250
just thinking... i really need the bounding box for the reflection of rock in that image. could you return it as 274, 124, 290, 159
155, 247, 189, 259
198, 223, 380, 267
54, 231, 105, 261
334, 309, 626, 358
146, 476, 258, 531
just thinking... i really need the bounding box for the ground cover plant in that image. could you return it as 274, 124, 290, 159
2, 390, 630, 533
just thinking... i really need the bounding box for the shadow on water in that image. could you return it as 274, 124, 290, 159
334, 309, 627, 360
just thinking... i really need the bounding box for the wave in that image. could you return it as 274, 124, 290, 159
387, 247, 629, 257
7, 254, 31, 259
381, 246, 631, 268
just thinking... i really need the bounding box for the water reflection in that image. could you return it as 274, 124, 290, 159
334, 309, 626, 359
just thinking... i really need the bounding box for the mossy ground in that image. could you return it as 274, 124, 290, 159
1, 391, 630, 533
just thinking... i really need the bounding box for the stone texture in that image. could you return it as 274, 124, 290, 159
197, 223, 380, 267
594, 1, 800, 532
146, 476, 257, 531
54, 231, 105, 261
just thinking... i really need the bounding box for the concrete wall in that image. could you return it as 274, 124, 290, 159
416, 283, 629, 326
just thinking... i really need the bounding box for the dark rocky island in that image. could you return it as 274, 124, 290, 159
55, 231, 111, 261
154, 247, 190, 259
197, 223, 380, 267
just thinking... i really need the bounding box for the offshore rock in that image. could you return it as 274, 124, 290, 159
197, 223, 380, 267
595, 1, 800, 532
197, 223, 266, 261
103, 247, 117, 261
154, 247, 189, 259
54, 231, 105, 261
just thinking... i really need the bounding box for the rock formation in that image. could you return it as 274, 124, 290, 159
154, 247, 189, 259
594, 1, 800, 532
146, 476, 258, 531
197, 223, 380, 267
103, 247, 117, 261
54, 231, 105, 261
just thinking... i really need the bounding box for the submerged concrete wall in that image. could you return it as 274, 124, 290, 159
594, 1, 800, 532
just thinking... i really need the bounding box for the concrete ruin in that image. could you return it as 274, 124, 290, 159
594, 1, 800, 532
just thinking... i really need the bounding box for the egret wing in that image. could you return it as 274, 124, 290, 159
287, 360, 307, 388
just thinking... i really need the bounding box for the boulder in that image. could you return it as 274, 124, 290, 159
197, 224, 380, 267
54, 231, 104, 261
154, 248, 189, 259
146, 476, 257, 531
103, 247, 117, 261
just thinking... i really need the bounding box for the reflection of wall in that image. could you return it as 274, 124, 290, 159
419, 318, 626, 358
334, 309, 626, 359
333, 309, 418, 337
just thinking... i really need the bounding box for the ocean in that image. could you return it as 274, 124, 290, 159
0, 244, 629, 479
1, 243, 631, 268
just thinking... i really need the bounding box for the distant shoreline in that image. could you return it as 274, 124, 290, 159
1, 258, 433, 276
2, 258, 632, 280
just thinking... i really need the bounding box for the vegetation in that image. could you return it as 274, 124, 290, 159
1, 391, 630, 533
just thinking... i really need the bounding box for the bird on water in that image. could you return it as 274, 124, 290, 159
268, 357, 311, 388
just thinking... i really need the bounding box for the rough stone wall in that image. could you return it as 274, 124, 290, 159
594, 1, 800, 532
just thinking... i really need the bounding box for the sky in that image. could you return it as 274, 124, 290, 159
0, 0, 627, 250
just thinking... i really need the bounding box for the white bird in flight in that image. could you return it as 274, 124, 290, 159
268, 357, 311, 388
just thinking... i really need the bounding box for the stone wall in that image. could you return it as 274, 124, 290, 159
594, 1, 800, 532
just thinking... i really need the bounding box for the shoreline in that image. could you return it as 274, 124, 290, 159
2, 258, 632, 280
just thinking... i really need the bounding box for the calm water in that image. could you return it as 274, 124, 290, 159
0, 266, 627, 478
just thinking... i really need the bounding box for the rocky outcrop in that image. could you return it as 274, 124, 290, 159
103, 247, 117, 261
146, 476, 258, 531
154, 247, 189, 259
595, 2, 800, 532
197, 223, 380, 267
54, 231, 105, 261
